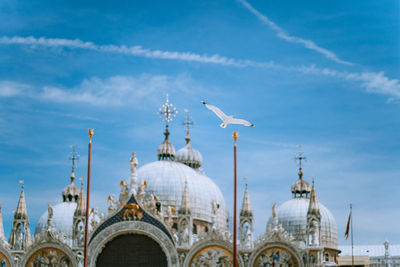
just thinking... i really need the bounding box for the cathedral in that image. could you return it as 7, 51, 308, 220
0, 97, 341, 266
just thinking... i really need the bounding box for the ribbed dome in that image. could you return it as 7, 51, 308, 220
176, 142, 202, 170
136, 161, 227, 230
266, 198, 338, 248
35, 202, 77, 237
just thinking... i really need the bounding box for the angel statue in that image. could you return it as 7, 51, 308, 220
107, 194, 118, 215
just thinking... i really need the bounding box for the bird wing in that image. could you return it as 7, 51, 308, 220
230, 118, 254, 127
202, 101, 229, 121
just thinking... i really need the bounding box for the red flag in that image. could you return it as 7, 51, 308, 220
345, 211, 351, 239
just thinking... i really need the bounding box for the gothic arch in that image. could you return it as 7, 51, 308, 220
184, 239, 244, 267
88, 221, 178, 267
21, 240, 78, 267
248, 241, 304, 267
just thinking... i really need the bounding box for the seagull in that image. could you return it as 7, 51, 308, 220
202, 101, 254, 128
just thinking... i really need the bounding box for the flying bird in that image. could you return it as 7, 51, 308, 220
202, 101, 254, 128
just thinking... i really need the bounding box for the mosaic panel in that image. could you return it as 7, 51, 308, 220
190, 245, 233, 267
0, 252, 10, 267
254, 247, 299, 267
25, 247, 72, 267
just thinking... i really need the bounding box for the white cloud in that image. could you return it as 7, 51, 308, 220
1, 36, 399, 102
0, 36, 249, 67
0, 74, 202, 107
298, 65, 400, 100
0, 81, 28, 97
237, 0, 353, 66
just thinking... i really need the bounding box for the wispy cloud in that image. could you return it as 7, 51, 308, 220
237, 0, 353, 66
0, 36, 250, 67
298, 65, 400, 100
0, 36, 399, 102
0, 74, 202, 107
0, 81, 28, 97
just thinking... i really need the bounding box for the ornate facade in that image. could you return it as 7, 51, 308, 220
0, 97, 342, 266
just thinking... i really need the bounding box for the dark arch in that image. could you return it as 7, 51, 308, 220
96, 233, 168, 267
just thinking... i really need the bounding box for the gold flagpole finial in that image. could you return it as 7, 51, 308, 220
232, 132, 239, 143
88, 129, 94, 140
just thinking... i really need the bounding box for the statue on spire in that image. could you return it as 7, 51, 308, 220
130, 152, 139, 195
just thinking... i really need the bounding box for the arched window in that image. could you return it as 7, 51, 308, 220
325, 253, 329, 262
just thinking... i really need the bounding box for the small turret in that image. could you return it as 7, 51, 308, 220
9, 181, 31, 250
179, 180, 191, 215
177, 179, 192, 247
239, 179, 254, 249
306, 179, 321, 247
73, 179, 85, 248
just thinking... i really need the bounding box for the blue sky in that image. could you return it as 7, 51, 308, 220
0, 0, 399, 245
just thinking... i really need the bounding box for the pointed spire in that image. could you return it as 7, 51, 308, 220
240, 179, 253, 217
308, 179, 321, 219
75, 178, 86, 217
9, 181, 31, 250
157, 94, 177, 160
15, 181, 28, 220
0, 203, 5, 241
179, 179, 191, 214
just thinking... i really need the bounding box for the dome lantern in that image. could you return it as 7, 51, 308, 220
157, 94, 178, 161
291, 149, 311, 198
176, 109, 203, 169
62, 147, 80, 203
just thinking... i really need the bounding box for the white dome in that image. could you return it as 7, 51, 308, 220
35, 202, 77, 237
267, 198, 338, 248
176, 143, 203, 169
137, 161, 227, 230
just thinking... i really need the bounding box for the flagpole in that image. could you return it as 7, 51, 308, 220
233, 132, 238, 267
350, 204, 354, 267
84, 129, 93, 267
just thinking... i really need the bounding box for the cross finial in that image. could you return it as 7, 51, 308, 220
79, 177, 84, 188
69, 145, 80, 173
158, 94, 178, 126
183, 109, 194, 144
295, 145, 306, 169
243, 177, 248, 186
